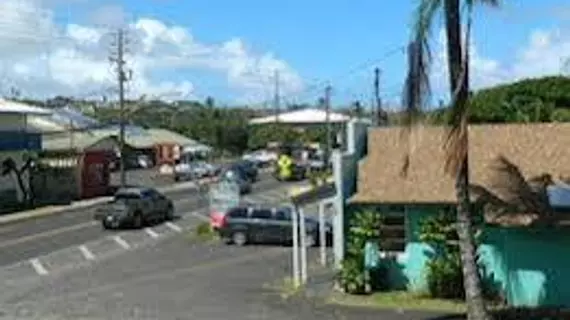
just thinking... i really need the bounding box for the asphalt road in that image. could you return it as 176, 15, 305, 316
0, 173, 285, 268
0, 235, 442, 320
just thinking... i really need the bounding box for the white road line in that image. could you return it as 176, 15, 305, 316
113, 235, 131, 250
144, 227, 159, 238
189, 211, 209, 222
78, 245, 95, 261
29, 258, 48, 275
165, 222, 182, 232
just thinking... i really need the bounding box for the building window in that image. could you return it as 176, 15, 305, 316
379, 206, 406, 253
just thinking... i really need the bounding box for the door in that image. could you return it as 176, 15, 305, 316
140, 189, 158, 220
275, 208, 293, 243
249, 209, 274, 243
149, 189, 168, 217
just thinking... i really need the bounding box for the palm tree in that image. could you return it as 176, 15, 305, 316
470, 156, 555, 227
403, 1, 499, 319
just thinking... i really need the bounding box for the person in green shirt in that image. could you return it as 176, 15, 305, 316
277, 147, 293, 181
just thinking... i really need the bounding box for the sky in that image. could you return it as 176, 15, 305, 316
0, 0, 569, 109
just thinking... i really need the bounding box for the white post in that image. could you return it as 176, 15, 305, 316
291, 205, 300, 287
299, 207, 308, 284
319, 201, 327, 266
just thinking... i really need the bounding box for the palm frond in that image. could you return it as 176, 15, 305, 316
491, 156, 554, 218
470, 156, 555, 226
400, 0, 441, 177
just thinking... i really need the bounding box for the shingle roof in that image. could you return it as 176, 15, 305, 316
351, 123, 570, 204
42, 131, 115, 151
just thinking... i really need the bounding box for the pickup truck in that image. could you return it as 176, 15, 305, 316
94, 187, 174, 229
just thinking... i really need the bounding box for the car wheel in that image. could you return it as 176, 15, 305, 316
133, 212, 143, 229
102, 220, 111, 230
232, 232, 247, 246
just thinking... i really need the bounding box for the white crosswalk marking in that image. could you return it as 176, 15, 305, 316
165, 222, 182, 232
29, 258, 48, 275
113, 235, 131, 249
78, 245, 95, 261
144, 227, 159, 238
189, 211, 209, 222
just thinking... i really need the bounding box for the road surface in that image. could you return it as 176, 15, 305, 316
0, 172, 285, 267
0, 235, 443, 319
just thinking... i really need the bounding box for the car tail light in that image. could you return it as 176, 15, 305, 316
210, 211, 226, 229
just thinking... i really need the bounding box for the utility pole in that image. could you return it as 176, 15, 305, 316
374, 67, 387, 126
274, 69, 280, 122
324, 85, 332, 167
110, 28, 130, 187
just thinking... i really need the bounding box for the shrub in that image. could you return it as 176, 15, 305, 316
336, 210, 385, 294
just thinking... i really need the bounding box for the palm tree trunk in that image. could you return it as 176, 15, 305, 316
444, 0, 491, 319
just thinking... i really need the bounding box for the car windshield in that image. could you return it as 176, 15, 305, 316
113, 192, 140, 201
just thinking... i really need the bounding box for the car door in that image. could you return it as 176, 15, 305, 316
274, 208, 293, 243
139, 190, 156, 220
153, 189, 170, 215
146, 189, 165, 219
249, 208, 274, 243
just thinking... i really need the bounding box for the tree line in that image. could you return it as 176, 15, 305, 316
15, 76, 570, 157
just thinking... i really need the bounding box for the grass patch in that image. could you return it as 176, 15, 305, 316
328, 291, 466, 313
263, 276, 304, 300
186, 222, 220, 243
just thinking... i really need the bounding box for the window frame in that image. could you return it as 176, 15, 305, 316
378, 205, 408, 259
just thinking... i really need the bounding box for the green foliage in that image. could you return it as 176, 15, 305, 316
337, 210, 384, 294
338, 257, 367, 294
307, 169, 332, 187
425, 252, 465, 300
193, 222, 218, 242
430, 76, 570, 124
418, 211, 464, 300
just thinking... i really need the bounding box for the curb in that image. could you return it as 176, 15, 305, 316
0, 180, 202, 227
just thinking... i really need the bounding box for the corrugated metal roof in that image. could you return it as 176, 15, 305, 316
42, 131, 112, 151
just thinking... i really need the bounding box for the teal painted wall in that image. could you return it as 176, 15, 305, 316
480, 227, 570, 307
346, 204, 570, 307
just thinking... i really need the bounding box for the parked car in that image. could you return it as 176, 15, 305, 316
242, 150, 278, 167
94, 187, 174, 229
216, 205, 332, 246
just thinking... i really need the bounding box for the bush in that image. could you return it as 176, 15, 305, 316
336, 210, 385, 294
193, 222, 218, 241
425, 252, 465, 300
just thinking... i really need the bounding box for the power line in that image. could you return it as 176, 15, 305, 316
246, 44, 407, 109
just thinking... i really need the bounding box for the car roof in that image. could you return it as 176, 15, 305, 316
115, 186, 155, 195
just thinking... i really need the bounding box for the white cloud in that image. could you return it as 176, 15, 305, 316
0, 0, 304, 102
432, 27, 570, 97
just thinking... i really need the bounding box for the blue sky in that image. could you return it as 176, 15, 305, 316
4, 0, 570, 108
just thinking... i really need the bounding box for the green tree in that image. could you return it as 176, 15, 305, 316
403, 1, 499, 319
